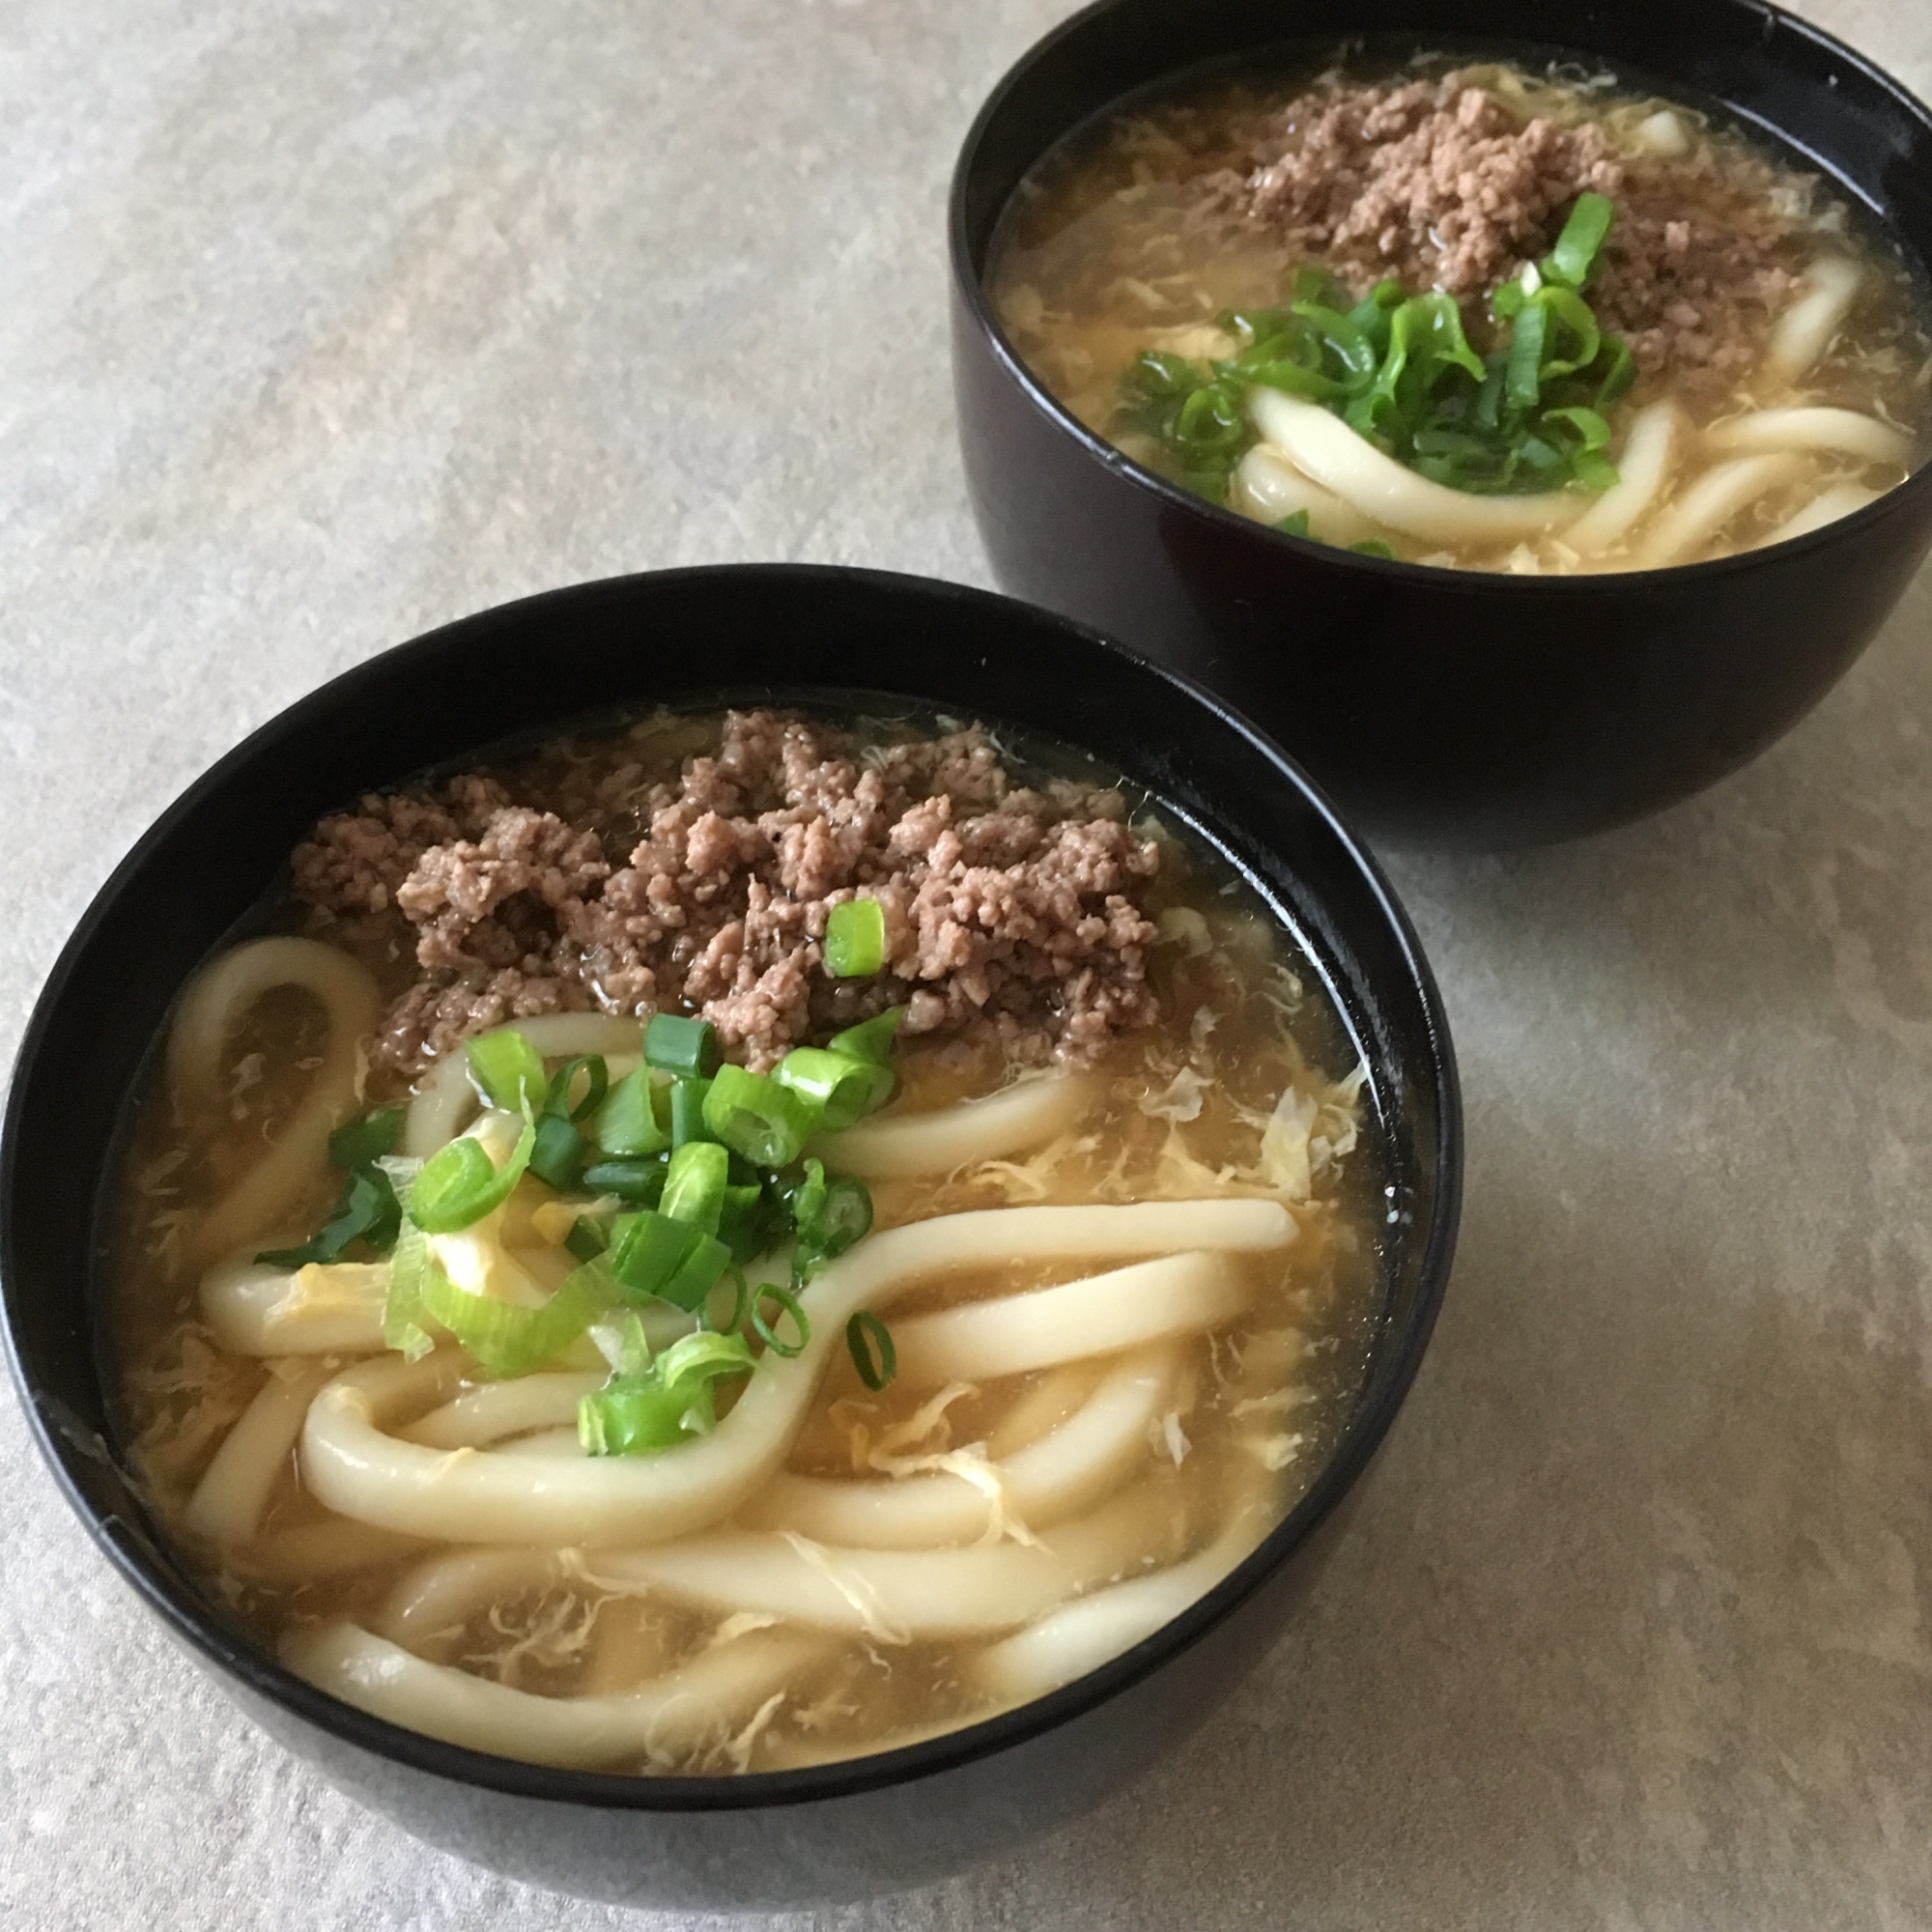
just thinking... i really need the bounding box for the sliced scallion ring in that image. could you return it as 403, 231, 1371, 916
824, 897, 886, 978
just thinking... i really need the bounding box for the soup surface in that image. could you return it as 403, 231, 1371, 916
988, 53, 1932, 573
115, 708, 1382, 1775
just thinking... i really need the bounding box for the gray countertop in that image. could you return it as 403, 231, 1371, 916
3, 2, 1930, 1926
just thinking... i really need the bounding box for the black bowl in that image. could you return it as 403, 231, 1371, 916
951, 0, 1932, 850
0, 565, 1459, 1911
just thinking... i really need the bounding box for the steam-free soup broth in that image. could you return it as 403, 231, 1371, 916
115, 708, 1382, 1774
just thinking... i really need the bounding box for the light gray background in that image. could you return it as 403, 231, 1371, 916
3, 2, 1929, 1926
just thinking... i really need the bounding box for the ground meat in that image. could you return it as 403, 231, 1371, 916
1190, 73, 1808, 391
290, 778, 511, 918
296, 712, 1163, 1077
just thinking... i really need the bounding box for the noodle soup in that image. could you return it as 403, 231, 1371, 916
987, 54, 1932, 574
114, 708, 1382, 1775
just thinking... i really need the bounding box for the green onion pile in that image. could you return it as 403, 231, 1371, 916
261, 1007, 907, 1457
1116, 191, 1634, 514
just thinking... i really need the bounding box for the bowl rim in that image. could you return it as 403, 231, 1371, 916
2, 561, 1462, 1814
947, 0, 1932, 591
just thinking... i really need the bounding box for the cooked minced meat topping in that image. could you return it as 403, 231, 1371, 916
1190, 74, 1805, 387
293, 711, 1162, 1076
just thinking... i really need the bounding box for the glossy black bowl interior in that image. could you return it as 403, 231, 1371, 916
952, 0, 1932, 850
1, 566, 1461, 1911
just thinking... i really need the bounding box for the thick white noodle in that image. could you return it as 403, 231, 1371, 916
1565, 402, 1682, 556
970, 1522, 1258, 1703
739, 1345, 1176, 1548
376, 1547, 566, 1646
986, 1360, 1098, 1457
1233, 444, 1380, 546
1249, 389, 1586, 544
1768, 257, 1864, 381
403, 1373, 604, 1449
1635, 452, 1807, 567
167, 938, 383, 1262
283, 1622, 824, 1769
892, 1253, 1247, 1385
1706, 406, 1913, 467
811, 1073, 1095, 1179
1760, 480, 1883, 545
402, 1014, 645, 1157
583, 1490, 1153, 1640
201, 1257, 386, 1355
245, 1520, 426, 1583
182, 1360, 333, 1545
300, 1200, 1293, 1548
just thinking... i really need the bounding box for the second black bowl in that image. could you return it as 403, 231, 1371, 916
951, 0, 1932, 850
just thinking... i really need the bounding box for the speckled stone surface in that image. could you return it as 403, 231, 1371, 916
3, 2, 1929, 1926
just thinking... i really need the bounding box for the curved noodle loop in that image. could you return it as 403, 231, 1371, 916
812, 1074, 1096, 1179
285, 1622, 825, 1770
168, 938, 382, 1264
300, 1201, 1294, 1548
741, 1346, 1177, 1549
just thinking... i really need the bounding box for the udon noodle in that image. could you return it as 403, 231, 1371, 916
114, 708, 1380, 1775
988, 54, 1931, 573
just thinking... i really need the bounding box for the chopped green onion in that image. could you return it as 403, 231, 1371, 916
702, 1063, 819, 1166
546, 1055, 609, 1123
407, 1118, 536, 1234
256, 1107, 408, 1267
657, 1228, 732, 1312
256, 1167, 397, 1269
659, 1328, 757, 1387
578, 1329, 754, 1457
526, 1112, 586, 1193
1534, 287, 1602, 382
1543, 190, 1615, 289
1350, 540, 1399, 559
750, 1284, 810, 1358
419, 1256, 612, 1376
1121, 198, 1635, 506
607, 1205, 733, 1313
608, 1209, 695, 1296
845, 1311, 895, 1391
1273, 508, 1312, 538
824, 898, 887, 978
466, 1030, 548, 1116
669, 1076, 715, 1149
828, 1007, 903, 1066
644, 1012, 721, 1078
382, 1215, 434, 1357
661, 1139, 728, 1234
1122, 348, 1201, 402
579, 1376, 712, 1455
581, 1153, 669, 1206
717, 1179, 774, 1263
1289, 300, 1378, 392
594, 1066, 669, 1157
565, 1214, 611, 1263
773, 1047, 891, 1134
327, 1107, 405, 1171
786, 1157, 874, 1285
1592, 336, 1636, 411
1504, 298, 1548, 413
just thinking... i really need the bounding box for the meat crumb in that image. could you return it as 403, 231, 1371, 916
1188, 72, 1808, 394
295, 712, 1164, 1077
